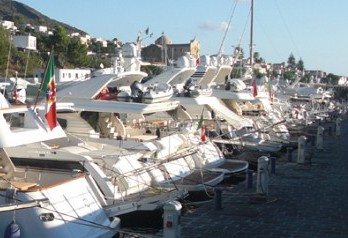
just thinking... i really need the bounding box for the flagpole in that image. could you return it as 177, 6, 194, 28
33, 52, 53, 110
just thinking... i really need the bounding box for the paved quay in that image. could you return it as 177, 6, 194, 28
179, 119, 348, 238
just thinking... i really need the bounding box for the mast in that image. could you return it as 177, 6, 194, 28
249, 0, 254, 67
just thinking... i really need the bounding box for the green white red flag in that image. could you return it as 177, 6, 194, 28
200, 125, 207, 142
196, 109, 206, 142
251, 80, 257, 97
41, 54, 57, 130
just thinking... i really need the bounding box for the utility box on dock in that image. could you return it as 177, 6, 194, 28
163, 201, 182, 238
297, 136, 307, 164
257, 156, 269, 195
316, 126, 325, 150
336, 118, 342, 136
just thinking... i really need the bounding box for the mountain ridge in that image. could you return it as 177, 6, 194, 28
0, 0, 86, 34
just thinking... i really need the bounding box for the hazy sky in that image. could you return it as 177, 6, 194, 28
16, 0, 348, 76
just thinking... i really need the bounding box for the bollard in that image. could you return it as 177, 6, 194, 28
317, 119, 321, 125
214, 187, 223, 210
270, 157, 276, 174
287, 147, 293, 162
336, 117, 342, 136
257, 156, 269, 195
246, 169, 253, 189
316, 126, 325, 150
163, 201, 182, 238
328, 126, 332, 136
297, 136, 307, 164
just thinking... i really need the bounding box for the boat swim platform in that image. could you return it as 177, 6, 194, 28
173, 118, 348, 237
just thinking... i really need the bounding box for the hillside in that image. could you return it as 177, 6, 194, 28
0, 0, 86, 34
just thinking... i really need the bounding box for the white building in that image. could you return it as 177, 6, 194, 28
79, 35, 91, 45
0, 20, 17, 31
12, 35, 37, 50
56, 68, 91, 82
34, 25, 48, 33
93, 37, 108, 47
34, 68, 91, 83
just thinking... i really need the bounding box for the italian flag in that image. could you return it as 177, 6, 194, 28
197, 112, 206, 142
41, 54, 57, 130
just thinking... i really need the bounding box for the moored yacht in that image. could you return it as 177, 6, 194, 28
0, 90, 119, 238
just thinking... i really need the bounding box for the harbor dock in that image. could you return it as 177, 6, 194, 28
179, 118, 348, 238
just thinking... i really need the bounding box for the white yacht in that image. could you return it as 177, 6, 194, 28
0, 90, 119, 238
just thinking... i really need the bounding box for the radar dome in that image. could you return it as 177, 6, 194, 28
122, 43, 137, 57
176, 55, 190, 68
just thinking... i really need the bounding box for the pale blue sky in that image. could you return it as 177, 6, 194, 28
17, 0, 348, 76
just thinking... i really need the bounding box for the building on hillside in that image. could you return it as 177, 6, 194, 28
33, 68, 91, 83
141, 33, 200, 64
12, 35, 37, 50
0, 20, 17, 31
34, 25, 48, 33
253, 63, 268, 74
93, 37, 108, 47
304, 70, 325, 78
79, 34, 91, 45
338, 76, 348, 85
272, 63, 286, 75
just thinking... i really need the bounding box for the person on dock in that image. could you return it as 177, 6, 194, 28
156, 127, 161, 139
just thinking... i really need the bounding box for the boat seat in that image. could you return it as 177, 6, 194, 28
0, 179, 36, 190
10, 181, 38, 191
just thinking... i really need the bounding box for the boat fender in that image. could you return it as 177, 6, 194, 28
4, 221, 20, 238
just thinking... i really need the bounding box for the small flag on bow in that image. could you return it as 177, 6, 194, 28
41, 54, 57, 130
197, 109, 206, 142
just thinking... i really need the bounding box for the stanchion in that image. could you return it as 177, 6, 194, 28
246, 169, 253, 189
214, 187, 223, 210
270, 157, 276, 174
287, 147, 293, 162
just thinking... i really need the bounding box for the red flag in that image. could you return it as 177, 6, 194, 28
251, 80, 257, 97
196, 57, 200, 66
42, 54, 57, 130
201, 125, 207, 142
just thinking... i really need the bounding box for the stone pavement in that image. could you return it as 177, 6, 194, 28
179, 119, 348, 238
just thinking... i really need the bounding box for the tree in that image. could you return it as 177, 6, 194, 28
253, 52, 265, 63
36, 34, 51, 53
326, 73, 340, 85
50, 26, 70, 52
283, 71, 296, 81
297, 58, 304, 71
49, 26, 70, 67
287, 53, 296, 70
0, 28, 10, 73
67, 38, 90, 66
